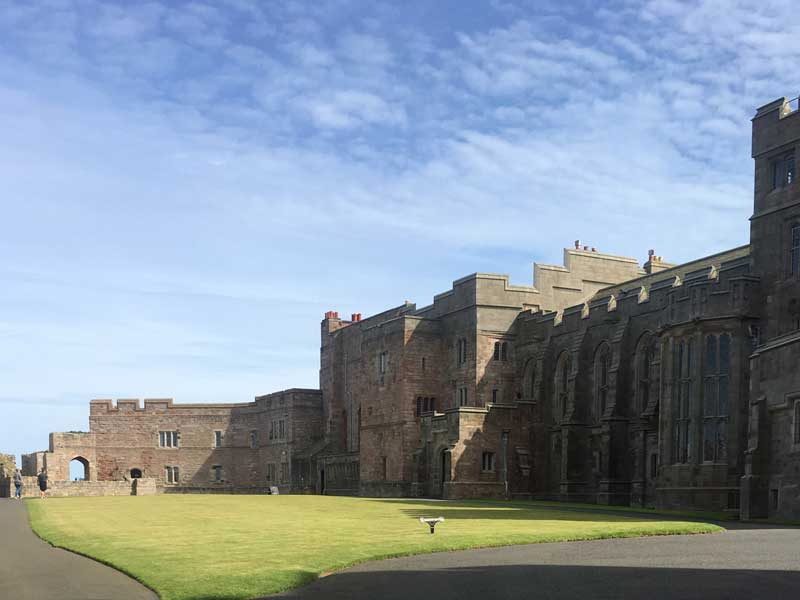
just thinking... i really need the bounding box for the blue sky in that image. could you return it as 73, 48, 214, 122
1, 0, 794, 463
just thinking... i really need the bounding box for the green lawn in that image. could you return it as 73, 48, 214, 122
27, 495, 723, 600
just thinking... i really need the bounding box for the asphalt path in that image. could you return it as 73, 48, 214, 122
0, 499, 157, 600
273, 524, 800, 600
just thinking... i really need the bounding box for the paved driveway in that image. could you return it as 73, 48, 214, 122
273, 525, 800, 600
0, 499, 157, 600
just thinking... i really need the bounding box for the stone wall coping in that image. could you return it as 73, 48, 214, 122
751, 330, 800, 357
594, 244, 750, 302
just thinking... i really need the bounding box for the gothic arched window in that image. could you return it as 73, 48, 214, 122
636, 334, 658, 415
594, 344, 611, 422
554, 353, 571, 423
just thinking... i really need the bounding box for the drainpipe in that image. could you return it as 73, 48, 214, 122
502, 430, 509, 499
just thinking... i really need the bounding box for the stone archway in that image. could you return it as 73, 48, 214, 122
130, 468, 143, 479
69, 456, 90, 481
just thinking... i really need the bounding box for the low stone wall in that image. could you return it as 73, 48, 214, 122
14, 476, 134, 498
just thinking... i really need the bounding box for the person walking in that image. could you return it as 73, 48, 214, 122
13, 469, 22, 500
37, 468, 48, 500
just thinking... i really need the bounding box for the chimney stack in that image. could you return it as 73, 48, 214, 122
644, 250, 673, 274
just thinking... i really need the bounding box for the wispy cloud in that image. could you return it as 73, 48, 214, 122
0, 0, 794, 459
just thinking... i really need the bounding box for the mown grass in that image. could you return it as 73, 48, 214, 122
27, 495, 723, 600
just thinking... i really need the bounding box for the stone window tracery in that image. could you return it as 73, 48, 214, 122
672, 339, 694, 463
554, 352, 571, 424
594, 344, 611, 422
702, 334, 730, 463
637, 335, 658, 415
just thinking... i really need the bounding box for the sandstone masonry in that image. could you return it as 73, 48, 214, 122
9, 96, 800, 519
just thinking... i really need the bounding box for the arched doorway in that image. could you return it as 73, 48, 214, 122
69, 457, 90, 481
130, 468, 142, 479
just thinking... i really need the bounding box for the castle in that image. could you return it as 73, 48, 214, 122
5, 95, 800, 520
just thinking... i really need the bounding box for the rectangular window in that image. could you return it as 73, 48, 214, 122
280, 462, 288, 483
494, 342, 501, 361
672, 339, 693, 464
458, 387, 468, 407
212, 465, 222, 482
213, 430, 222, 449
481, 452, 495, 472
279, 420, 285, 439
165, 466, 180, 484
381, 456, 388, 480
250, 431, 258, 449
379, 351, 388, 374
266, 463, 276, 481
701, 334, 731, 463
457, 339, 467, 366
492, 389, 499, 404
772, 152, 795, 189
159, 431, 179, 448
429, 397, 436, 412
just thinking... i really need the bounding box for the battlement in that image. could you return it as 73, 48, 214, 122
533, 244, 645, 312
89, 398, 257, 415
752, 95, 800, 158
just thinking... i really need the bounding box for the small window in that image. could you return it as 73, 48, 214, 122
429, 397, 436, 412
492, 389, 499, 404
379, 351, 388, 374
250, 431, 258, 449
458, 387, 468, 407
772, 152, 795, 189
493, 342, 509, 361
423, 397, 429, 412
130, 468, 142, 479
213, 431, 223, 449
381, 456, 388, 480
481, 451, 495, 472
457, 339, 467, 365
165, 465, 180, 484
159, 431, 179, 448
212, 465, 222, 482
422, 357, 426, 371
280, 462, 288, 483
266, 463, 276, 481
